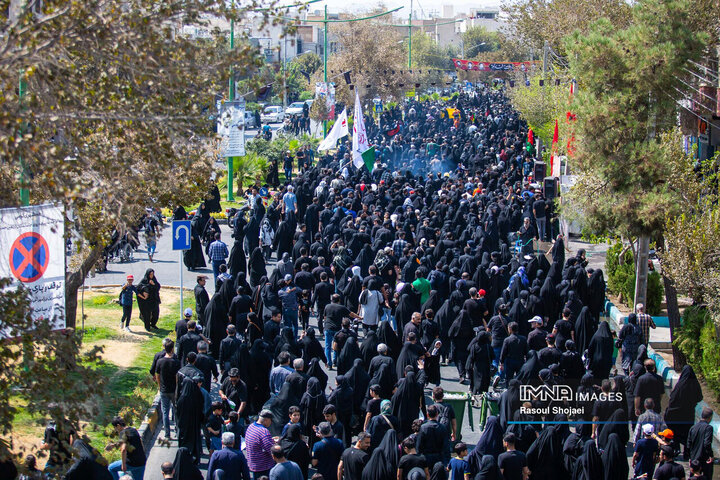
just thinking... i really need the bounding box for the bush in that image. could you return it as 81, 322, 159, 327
605, 241, 663, 315
675, 306, 720, 397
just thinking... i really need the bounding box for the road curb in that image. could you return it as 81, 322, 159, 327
605, 299, 720, 454
138, 394, 161, 454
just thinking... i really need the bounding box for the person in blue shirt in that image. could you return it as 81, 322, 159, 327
269, 444, 303, 480
119, 275, 138, 332
312, 422, 344, 480
447, 443, 469, 480
207, 432, 251, 480
281, 406, 302, 437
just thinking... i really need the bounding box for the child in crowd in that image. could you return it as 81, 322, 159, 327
448, 443, 469, 480
206, 401, 224, 454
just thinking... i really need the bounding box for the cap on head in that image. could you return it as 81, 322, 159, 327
184, 308, 193, 317
642, 424, 654, 435
126, 275, 134, 280
228, 368, 240, 378
284, 274, 293, 282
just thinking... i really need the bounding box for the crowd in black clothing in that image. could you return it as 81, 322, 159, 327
23, 85, 716, 480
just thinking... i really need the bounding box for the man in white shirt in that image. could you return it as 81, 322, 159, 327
358, 286, 383, 333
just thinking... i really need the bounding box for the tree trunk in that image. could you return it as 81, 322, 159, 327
64, 245, 103, 329
662, 273, 686, 369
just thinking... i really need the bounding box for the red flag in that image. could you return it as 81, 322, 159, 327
550, 120, 559, 176
528, 128, 535, 146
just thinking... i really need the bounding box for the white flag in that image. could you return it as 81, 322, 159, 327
317, 108, 348, 151
352, 91, 369, 169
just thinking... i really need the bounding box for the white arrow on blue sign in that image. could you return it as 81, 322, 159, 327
172, 221, 192, 250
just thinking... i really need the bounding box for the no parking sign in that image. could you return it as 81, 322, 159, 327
0, 204, 65, 329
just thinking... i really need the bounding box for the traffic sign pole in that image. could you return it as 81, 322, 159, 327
172, 220, 192, 320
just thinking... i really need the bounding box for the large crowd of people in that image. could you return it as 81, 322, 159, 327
25, 85, 715, 480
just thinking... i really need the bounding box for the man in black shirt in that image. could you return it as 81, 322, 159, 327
687, 408, 714, 479
263, 309, 282, 344
324, 294, 361, 368
398, 437, 429, 480
499, 322, 527, 382
323, 404, 346, 444
416, 405, 448, 467
333, 318, 359, 356
338, 432, 371, 480
175, 352, 202, 398
149, 337, 174, 379
195, 341, 219, 391
219, 368, 248, 416
155, 340, 181, 439
526, 317, 547, 352
295, 262, 316, 292
108, 416, 147, 479
368, 343, 396, 381
497, 433, 528, 480
538, 334, 562, 368
194, 275, 210, 326
533, 195, 547, 242
177, 321, 203, 366
219, 324, 241, 380
634, 360, 665, 417
363, 265, 384, 291
312, 272, 332, 333
653, 445, 686, 480
175, 308, 192, 339
463, 288, 488, 327
485, 304, 509, 369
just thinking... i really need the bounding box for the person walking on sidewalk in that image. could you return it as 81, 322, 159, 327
155, 339, 180, 440
119, 275, 137, 332
208, 233, 229, 282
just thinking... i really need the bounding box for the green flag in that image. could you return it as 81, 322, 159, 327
361, 147, 375, 172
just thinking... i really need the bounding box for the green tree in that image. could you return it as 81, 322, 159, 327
563, 0, 707, 367
461, 26, 500, 59
502, 0, 632, 56
506, 72, 569, 145
0, 0, 280, 467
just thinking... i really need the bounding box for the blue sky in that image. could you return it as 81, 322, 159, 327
301, 0, 502, 18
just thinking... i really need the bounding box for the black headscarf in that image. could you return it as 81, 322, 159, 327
266, 381, 301, 436
515, 350, 542, 384
587, 321, 613, 379
204, 292, 229, 358
362, 429, 399, 480
299, 377, 327, 441
572, 439, 603, 480
300, 327, 327, 365
307, 357, 329, 393
337, 336, 361, 376
279, 423, 311, 480
176, 377, 204, 461
468, 416, 504, 474
475, 455, 501, 480
573, 306, 596, 354
596, 407, 629, 449
527, 425, 568, 480
346, 358, 371, 415
664, 364, 703, 445
395, 341, 426, 380
247, 339, 272, 414
172, 447, 203, 480
368, 362, 395, 400
498, 379, 521, 431
377, 320, 402, 360
360, 330, 381, 368
390, 370, 424, 438
249, 247, 267, 288
601, 433, 628, 480
328, 375, 354, 445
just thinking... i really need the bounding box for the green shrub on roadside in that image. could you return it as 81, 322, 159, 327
605, 240, 663, 315
675, 306, 720, 398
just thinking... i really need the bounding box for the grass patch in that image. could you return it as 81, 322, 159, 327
9, 289, 196, 464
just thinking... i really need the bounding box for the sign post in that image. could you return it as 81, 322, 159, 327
0, 204, 65, 331
172, 220, 192, 317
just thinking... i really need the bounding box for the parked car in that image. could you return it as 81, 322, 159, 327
260, 105, 284, 124
285, 101, 306, 116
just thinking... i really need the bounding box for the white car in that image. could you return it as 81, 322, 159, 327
285, 101, 306, 117
260, 106, 284, 124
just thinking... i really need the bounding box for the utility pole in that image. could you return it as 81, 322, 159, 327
282, 39, 288, 110
294, 5, 404, 136
634, 237, 650, 308
19, 70, 29, 206
227, 19, 235, 202
390, 17, 461, 70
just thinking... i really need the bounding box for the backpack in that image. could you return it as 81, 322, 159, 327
333, 246, 352, 271
436, 403, 452, 433
374, 249, 391, 272
144, 217, 154, 236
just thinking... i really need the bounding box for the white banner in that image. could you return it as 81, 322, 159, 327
317, 108, 349, 151
0, 204, 66, 329
352, 91, 369, 169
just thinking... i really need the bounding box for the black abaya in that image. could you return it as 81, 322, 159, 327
172, 447, 203, 480
337, 336, 361, 376
664, 364, 703, 446
377, 320, 402, 360
204, 292, 228, 359
299, 377, 327, 446
176, 377, 204, 462
390, 370, 425, 438
362, 429, 399, 480
587, 321, 614, 380
601, 433, 628, 480
465, 331, 493, 395
248, 247, 267, 288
